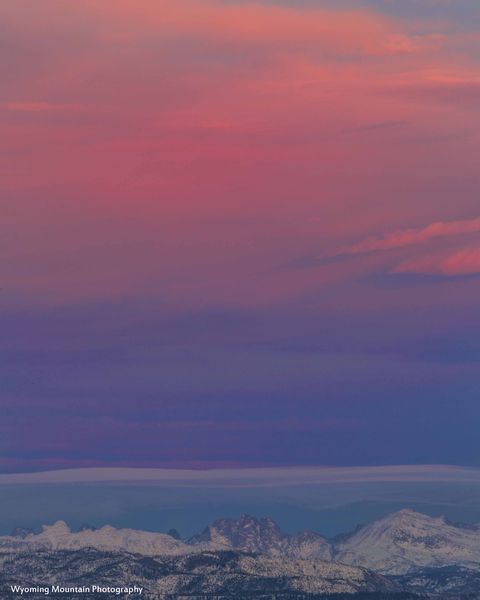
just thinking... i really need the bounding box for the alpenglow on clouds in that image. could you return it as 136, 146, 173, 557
1, 0, 479, 472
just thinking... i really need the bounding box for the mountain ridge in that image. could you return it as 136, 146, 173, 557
4, 508, 480, 584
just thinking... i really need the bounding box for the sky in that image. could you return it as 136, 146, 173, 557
1, 0, 480, 473
2, 465, 480, 535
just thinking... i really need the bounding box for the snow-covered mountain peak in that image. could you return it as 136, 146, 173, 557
390, 508, 424, 520
41, 520, 71, 536
335, 509, 480, 575
382, 508, 445, 526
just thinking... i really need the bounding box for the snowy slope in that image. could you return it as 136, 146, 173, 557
335, 509, 480, 575
0, 521, 192, 556
0, 548, 400, 597
155, 552, 400, 596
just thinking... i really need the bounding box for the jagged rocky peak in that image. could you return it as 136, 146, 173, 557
188, 513, 332, 560
290, 529, 326, 541
189, 514, 284, 550
221, 514, 283, 543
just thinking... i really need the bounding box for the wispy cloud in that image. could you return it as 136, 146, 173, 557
2, 102, 82, 112
334, 217, 480, 257
343, 120, 407, 133
79, 1, 441, 58
394, 247, 480, 276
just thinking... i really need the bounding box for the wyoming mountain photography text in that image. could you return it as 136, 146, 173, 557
10, 586, 144, 597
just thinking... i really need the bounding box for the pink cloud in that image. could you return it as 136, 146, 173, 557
78, 0, 436, 57
335, 217, 480, 256
2, 0, 480, 310
394, 247, 480, 276
2, 102, 83, 112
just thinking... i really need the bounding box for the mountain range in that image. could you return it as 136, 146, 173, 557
2, 509, 480, 597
